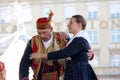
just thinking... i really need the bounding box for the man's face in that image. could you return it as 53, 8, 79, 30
37, 27, 53, 42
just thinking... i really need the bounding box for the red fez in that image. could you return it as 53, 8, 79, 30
36, 17, 51, 29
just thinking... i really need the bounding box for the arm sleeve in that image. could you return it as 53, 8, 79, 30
19, 40, 32, 80
48, 37, 89, 60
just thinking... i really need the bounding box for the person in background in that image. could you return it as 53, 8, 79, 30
30, 15, 97, 80
19, 12, 94, 80
0, 61, 6, 80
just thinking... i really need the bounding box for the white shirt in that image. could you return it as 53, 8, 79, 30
66, 30, 91, 47
42, 32, 53, 49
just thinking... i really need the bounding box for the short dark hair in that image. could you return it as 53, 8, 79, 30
72, 15, 86, 30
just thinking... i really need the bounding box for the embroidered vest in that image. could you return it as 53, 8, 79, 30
31, 32, 68, 80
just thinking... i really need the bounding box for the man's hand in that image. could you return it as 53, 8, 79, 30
29, 53, 40, 60
87, 49, 94, 60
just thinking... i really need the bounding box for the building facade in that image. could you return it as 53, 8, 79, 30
0, 0, 120, 80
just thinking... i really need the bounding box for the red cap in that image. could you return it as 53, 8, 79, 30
36, 17, 51, 29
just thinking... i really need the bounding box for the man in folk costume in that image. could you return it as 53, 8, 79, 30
19, 11, 94, 80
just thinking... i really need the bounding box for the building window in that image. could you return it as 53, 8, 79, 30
111, 28, 120, 43
87, 30, 98, 44
110, 4, 120, 19
111, 54, 120, 67
0, 9, 11, 23
88, 11, 97, 19
87, 5, 98, 20
7, 1, 32, 22
0, 2, 32, 23
64, 6, 76, 19
111, 13, 120, 18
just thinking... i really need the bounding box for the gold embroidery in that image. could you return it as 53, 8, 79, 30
31, 32, 68, 80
